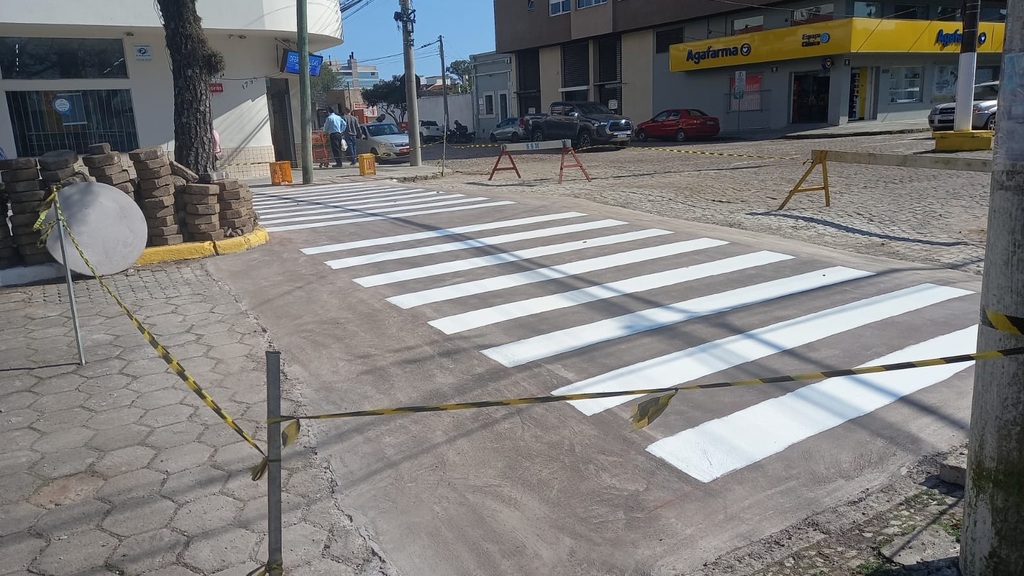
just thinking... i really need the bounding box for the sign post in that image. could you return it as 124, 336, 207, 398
733, 71, 746, 132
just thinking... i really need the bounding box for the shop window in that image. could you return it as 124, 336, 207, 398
484, 93, 495, 116
791, 4, 834, 26
729, 74, 764, 112
655, 27, 687, 54
853, 2, 882, 17
893, 4, 928, 19
887, 66, 922, 103
732, 15, 764, 34
6, 89, 139, 156
550, 0, 570, 16
561, 41, 589, 88
577, 0, 606, 8
0, 37, 128, 80
937, 6, 961, 20
980, 2, 1007, 21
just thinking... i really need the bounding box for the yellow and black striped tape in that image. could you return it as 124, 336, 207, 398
640, 145, 798, 162
50, 196, 269, 480
272, 346, 1024, 431
981, 310, 1024, 336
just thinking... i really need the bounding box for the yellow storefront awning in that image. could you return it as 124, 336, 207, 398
669, 18, 1006, 72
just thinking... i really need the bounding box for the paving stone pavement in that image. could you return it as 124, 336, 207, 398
0, 263, 393, 576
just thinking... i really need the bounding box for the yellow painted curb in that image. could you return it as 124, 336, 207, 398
137, 242, 216, 265
933, 130, 994, 152
214, 227, 270, 255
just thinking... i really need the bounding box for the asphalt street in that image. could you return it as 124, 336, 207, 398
207, 178, 981, 576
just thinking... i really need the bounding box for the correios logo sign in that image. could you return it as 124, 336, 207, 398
686, 42, 752, 65
936, 28, 988, 48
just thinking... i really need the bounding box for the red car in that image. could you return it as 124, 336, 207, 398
634, 108, 720, 142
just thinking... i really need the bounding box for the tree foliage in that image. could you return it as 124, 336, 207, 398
155, 0, 224, 175
311, 64, 340, 110
361, 76, 407, 123
446, 59, 473, 94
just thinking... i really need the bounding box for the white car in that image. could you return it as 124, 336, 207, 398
419, 120, 444, 142
928, 81, 999, 131
357, 122, 410, 163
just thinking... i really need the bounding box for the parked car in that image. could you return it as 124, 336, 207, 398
634, 109, 721, 142
419, 120, 444, 142
489, 117, 525, 143
928, 81, 999, 131
520, 102, 632, 150
357, 122, 410, 163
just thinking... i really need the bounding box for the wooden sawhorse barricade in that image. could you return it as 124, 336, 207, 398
778, 149, 993, 210
489, 139, 592, 183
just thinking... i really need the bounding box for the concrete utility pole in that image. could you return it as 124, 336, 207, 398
960, 0, 1024, 572
297, 0, 314, 183
440, 35, 450, 134
397, 0, 422, 166
953, 0, 981, 132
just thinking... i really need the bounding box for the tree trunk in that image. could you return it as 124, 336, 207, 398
155, 0, 223, 176
960, 0, 1024, 572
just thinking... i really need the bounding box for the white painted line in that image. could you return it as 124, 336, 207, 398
302, 212, 587, 255
253, 187, 418, 208
325, 219, 626, 269
429, 251, 793, 335
255, 190, 435, 212
263, 200, 517, 232
258, 193, 463, 218
354, 229, 673, 287
252, 181, 377, 197
551, 283, 972, 416
647, 326, 978, 482
389, 238, 729, 309
259, 197, 491, 225
252, 185, 388, 204
483, 266, 873, 367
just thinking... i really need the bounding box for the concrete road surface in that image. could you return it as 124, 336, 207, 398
207, 179, 980, 576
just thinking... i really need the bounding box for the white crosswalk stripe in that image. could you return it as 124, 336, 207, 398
646, 326, 977, 482
265, 182, 977, 481
430, 251, 793, 335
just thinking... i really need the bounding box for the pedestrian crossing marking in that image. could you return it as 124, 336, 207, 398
429, 251, 793, 335
552, 283, 971, 416
257, 191, 441, 213
302, 212, 587, 256
263, 200, 516, 232
387, 238, 729, 309
646, 326, 977, 482
354, 229, 674, 287
260, 197, 495, 226
325, 219, 627, 269
483, 266, 874, 367
253, 187, 412, 207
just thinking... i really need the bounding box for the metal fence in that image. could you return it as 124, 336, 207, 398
722, 89, 773, 131
6, 89, 139, 156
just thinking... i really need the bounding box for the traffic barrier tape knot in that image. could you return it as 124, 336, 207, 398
44, 189, 269, 480
270, 346, 1024, 436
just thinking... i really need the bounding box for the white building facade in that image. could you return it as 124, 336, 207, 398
0, 0, 343, 178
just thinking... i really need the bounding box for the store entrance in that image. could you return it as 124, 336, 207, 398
791, 72, 830, 124
848, 67, 874, 121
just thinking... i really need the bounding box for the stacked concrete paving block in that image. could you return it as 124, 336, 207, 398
130, 147, 182, 246
0, 180, 18, 268
216, 179, 255, 237
84, 143, 133, 196
0, 157, 53, 265
183, 183, 223, 241
38, 150, 85, 189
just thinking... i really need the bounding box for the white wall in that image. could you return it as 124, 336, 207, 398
0, 0, 342, 48
417, 94, 474, 130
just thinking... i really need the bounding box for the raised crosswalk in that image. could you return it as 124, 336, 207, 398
255, 182, 977, 483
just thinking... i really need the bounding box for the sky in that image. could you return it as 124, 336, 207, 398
324, 0, 497, 79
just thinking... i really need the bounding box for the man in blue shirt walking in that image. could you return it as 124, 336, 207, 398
323, 107, 348, 168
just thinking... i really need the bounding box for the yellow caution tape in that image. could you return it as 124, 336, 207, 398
49, 193, 268, 480
271, 346, 1024, 433
246, 559, 283, 576
981, 310, 1024, 336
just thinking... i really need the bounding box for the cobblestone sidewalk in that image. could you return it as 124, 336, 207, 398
0, 263, 392, 576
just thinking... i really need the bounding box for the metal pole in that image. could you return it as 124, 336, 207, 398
960, 0, 1024, 571
298, 0, 314, 183
266, 350, 284, 574
440, 35, 449, 176
953, 0, 981, 132
55, 200, 85, 366
399, 0, 422, 166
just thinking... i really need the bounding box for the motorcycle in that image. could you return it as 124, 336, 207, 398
445, 125, 476, 145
